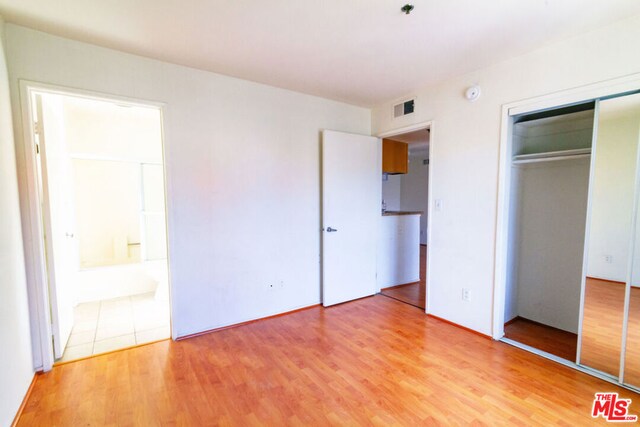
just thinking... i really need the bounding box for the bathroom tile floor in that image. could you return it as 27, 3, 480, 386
58, 292, 170, 363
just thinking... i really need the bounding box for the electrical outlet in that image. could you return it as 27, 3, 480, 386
462, 288, 470, 301
604, 255, 613, 264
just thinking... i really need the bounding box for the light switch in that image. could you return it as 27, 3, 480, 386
435, 199, 443, 212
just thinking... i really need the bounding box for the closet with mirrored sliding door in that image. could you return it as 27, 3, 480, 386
502, 90, 640, 391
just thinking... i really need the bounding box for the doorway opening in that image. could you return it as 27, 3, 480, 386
377, 126, 430, 310
30, 90, 170, 364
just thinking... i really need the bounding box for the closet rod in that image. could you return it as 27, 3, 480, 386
513, 147, 591, 161
512, 153, 591, 165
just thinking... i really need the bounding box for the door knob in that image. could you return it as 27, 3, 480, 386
326, 227, 338, 232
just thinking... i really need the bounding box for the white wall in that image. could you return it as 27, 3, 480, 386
514, 159, 590, 333
503, 165, 521, 324
6, 24, 370, 341
141, 164, 167, 261
63, 96, 163, 162
60, 96, 164, 267
503, 115, 593, 330
382, 174, 401, 211
400, 153, 429, 244
377, 214, 421, 289
73, 159, 142, 266
372, 14, 640, 335
0, 18, 34, 427
587, 113, 640, 283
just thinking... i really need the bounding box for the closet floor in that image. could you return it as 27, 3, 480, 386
504, 317, 578, 361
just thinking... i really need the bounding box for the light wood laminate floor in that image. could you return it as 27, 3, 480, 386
580, 278, 640, 386
504, 317, 578, 361
18, 295, 639, 425
504, 278, 640, 388
580, 278, 626, 377
380, 245, 426, 309
624, 286, 640, 386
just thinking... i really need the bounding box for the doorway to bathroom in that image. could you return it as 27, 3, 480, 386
30, 89, 170, 364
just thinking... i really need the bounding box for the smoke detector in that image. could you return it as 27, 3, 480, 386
465, 85, 481, 102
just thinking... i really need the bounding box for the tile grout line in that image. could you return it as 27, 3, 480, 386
91, 300, 102, 355
67, 294, 170, 360
130, 295, 138, 345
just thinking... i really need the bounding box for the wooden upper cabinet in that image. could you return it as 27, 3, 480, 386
382, 139, 408, 174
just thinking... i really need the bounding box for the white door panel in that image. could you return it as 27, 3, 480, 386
322, 130, 380, 306
38, 95, 77, 359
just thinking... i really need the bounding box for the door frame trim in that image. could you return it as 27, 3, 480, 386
17, 80, 171, 371
377, 120, 433, 314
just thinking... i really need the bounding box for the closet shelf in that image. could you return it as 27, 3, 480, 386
512, 148, 591, 165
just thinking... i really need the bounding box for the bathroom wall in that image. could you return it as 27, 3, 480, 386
59, 95, 165, 267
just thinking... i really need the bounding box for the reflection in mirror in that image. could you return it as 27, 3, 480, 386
623, 94, 640, 386
580, 93, 640, 378
624, 282, 640, 385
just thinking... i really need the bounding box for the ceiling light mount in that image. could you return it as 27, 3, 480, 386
401, 4, 414, 15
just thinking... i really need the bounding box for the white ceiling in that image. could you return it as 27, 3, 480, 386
392, 128, 430, 154
1, 1, 639, 107
389, 128, 430, 145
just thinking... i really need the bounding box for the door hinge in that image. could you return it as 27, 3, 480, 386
35, 143, 40, 154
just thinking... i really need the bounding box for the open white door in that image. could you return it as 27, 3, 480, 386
36, 94, 78, 359
322, 130, 381, 306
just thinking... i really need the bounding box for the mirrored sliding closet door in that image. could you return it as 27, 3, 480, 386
579, 92, 640, 388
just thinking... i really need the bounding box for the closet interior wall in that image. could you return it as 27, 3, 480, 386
505, 109, 594, 338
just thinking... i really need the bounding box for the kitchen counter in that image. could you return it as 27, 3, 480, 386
378, 214, 421, 288
382, 211, 423, 216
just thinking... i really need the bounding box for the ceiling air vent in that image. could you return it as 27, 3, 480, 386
393, 99, 415, 118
